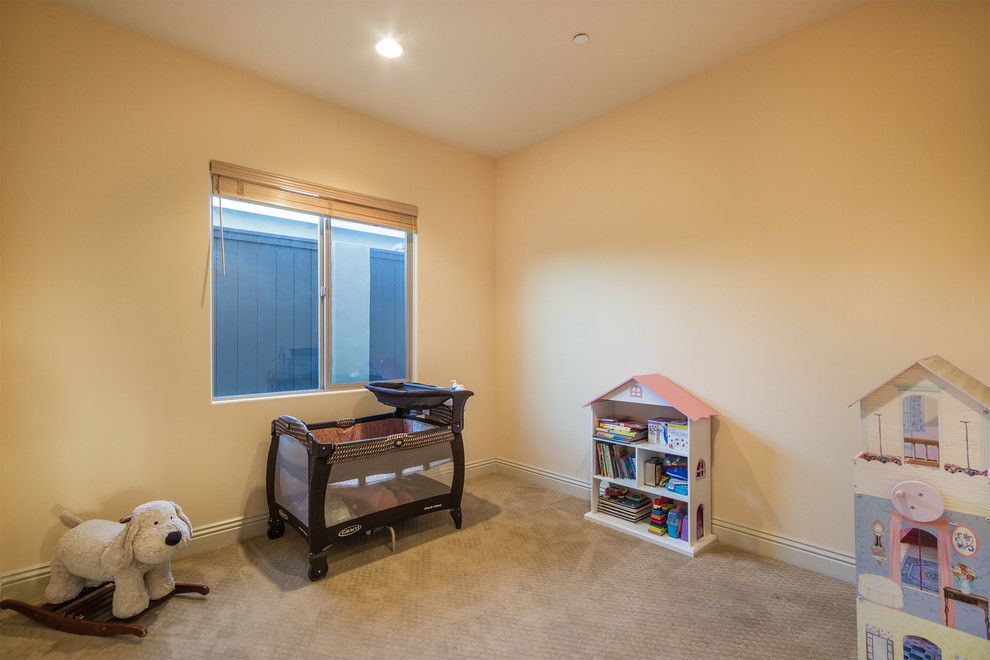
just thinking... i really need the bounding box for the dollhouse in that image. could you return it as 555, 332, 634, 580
852, 356, 990, 659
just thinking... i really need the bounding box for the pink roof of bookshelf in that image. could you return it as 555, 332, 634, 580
584, 374, 718, 421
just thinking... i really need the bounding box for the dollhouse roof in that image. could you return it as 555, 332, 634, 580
851, 355, 990, 411
584, 373, 718, 422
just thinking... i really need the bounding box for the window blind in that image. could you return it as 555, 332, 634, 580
210, 160, 418, 233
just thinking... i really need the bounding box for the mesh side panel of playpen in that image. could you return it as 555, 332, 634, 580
274, 434, 454, 526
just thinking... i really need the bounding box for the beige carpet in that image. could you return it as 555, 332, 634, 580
0, 473, 856, 658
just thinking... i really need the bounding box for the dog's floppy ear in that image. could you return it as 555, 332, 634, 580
172, 501, 192, 539
101, 517, 138, 574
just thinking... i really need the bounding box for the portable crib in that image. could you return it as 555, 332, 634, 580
266, 381, 473, 580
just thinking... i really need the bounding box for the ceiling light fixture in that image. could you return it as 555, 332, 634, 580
573, 33, 589, 45
376, 38, 403, 58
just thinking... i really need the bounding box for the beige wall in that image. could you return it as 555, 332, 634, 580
494, 0, 989, 557
1, 0, 987, 580
0, 2, 496, 571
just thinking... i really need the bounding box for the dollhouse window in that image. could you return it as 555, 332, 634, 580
901, 394, 940, 467
864, 625, 893, 660
695, 459, 706, 479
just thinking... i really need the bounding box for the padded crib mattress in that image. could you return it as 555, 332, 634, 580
312, 418, 430, 443
274, 415, 454, 463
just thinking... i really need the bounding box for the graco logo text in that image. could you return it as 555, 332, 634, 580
338, 525, 362, 537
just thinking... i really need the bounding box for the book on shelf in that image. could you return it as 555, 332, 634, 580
596, 442, 610, 478
598, 419, 647, 433
595, 442, 635, 480
594, 426, 648, 443
594, 432, 648, 444
599, 507, 650, 523
597, 482, 651, 522
597, 496, 651, 522
600, 495, 649, 510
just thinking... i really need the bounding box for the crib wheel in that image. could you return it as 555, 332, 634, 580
267, 518, 285, 539
308, 552, 329, 581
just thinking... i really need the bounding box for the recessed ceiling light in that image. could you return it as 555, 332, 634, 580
573, 33, 589, 45
376, 38, 403, 58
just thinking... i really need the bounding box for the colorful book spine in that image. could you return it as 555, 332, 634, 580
596, 442, 637, 480
597, 442, 612, 478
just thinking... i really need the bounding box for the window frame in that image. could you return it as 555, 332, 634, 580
210, 162, 417, 400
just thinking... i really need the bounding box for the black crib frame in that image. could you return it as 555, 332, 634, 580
265, 382, 473, 580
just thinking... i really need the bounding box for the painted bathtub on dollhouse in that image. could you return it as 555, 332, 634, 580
852, 356, 989, 659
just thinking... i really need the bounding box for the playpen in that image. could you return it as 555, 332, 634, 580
266, 381, 473, 580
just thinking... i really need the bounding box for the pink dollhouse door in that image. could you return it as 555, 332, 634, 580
888, 509, 953, 625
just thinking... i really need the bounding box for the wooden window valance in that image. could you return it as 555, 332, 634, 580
210, 161, 417, 233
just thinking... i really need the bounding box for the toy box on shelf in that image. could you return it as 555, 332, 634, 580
648, 417, 690, 453
851, 356, 990, 659
584, 373, 718, 557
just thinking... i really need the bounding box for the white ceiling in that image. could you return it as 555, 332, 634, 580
57, 0, 864, 158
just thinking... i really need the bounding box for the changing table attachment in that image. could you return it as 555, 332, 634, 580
266, 381, 473, 580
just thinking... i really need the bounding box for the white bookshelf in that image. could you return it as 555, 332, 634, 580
584, 375, 717, 557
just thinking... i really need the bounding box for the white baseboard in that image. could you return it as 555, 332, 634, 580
491, 459, 855, 584
0, 457, 854, 600
492, 457, 592, 500
0, 564, 51, 603
0, 457, 504, 601
0, 512, 273, 602
710, 517, 855, 583
465, 456, 499, 479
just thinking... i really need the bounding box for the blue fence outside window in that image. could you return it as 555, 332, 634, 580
213, 224, 406, 397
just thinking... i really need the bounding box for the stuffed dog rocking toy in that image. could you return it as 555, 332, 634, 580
44, 501, 192, 618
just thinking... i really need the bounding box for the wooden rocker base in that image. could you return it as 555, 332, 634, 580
0, 582, 209, 638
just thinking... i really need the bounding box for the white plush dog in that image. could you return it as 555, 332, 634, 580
44, 500, 192, 618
